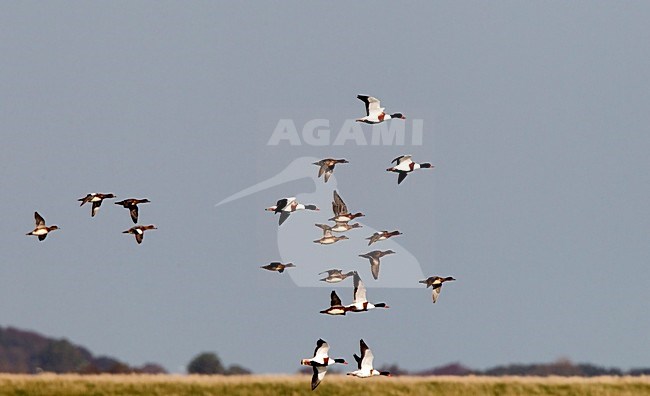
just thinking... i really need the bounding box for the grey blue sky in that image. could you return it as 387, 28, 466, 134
1, 2, 649, 374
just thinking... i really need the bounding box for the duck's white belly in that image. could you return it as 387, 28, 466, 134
395, 162, 412, 172
325, 277, 342, 283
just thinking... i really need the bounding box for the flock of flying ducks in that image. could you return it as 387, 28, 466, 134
25, 95, 453, 389
27, 193, 156, 244
259, 96, 457, 390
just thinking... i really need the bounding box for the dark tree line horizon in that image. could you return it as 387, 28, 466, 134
375, 358, 650, 377
0, 326, 250, 375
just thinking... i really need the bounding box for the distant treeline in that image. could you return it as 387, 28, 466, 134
0, 326, 166, 374
2, 326, 647, 376
0, 326, 251, 375
378, 359, 650, 377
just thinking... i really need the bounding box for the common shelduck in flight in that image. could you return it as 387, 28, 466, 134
319, 269, 355, 283
345, 272, 389, 313
115, 198, 150, 224
366, 230, 402, 246
329, 190, 364, 223
386, 155, 433, 185
347, 339, 392, 378
78, 192, 116, 217
300, 339, 347, 390
319, 290, 348, 316
419, 276, 456, 303
26, 212, 59, 241
356, 95, 405, 124
313, 158, 349, 183
122, 225, 157, 244
265, 197, 319, 226
260, 262, 296, 273
359, 250, 395, 280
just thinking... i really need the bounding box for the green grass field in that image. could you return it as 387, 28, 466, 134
0, 374, 649, 396
0, 374, 650, 396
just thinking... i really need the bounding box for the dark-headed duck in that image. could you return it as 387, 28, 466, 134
115, 198, 150, 223
122, 225, 157, 244
366, 231, 402, 246
314, 231, 349, 245
319, 269, 355, 283
329, 190, 364, 223
313, 158, 349, 183
26, 212, 59, 241
260, 262, 296, 273
419, 276, 456, 303
78, 193, 116, 217
359, 250, 395, 280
